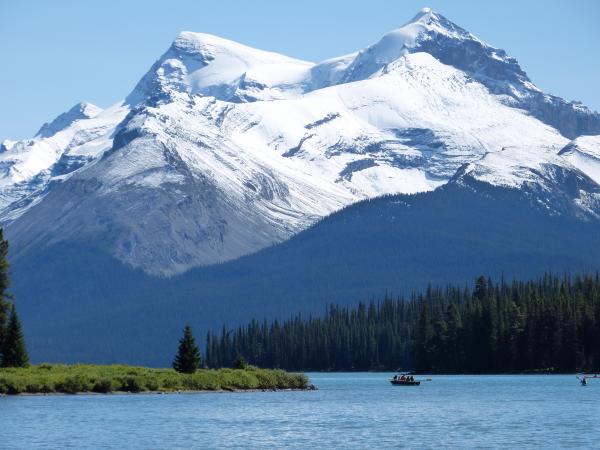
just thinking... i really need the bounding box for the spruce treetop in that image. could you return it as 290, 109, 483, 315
173, 325, 201, 373
1, 305, 29, 368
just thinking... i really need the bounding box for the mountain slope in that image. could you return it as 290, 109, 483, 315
36, 102, 104, 139
3, 9, 600, 274
559, 135, 600, 185
11, 180, 600, 365
0, 103, 129, 221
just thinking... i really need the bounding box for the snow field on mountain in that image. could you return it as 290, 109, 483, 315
0, 8, 599, 275
560, 135, 600, 185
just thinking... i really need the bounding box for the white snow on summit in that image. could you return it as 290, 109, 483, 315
2, 8, 600, 275
36, 102, 104, 138
128, 31, 313, 104
0, 103, 128, 219
336, 7, 480, 84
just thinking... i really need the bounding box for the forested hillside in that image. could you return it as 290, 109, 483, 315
13, 183, 600, 365
206, 274, 600, 373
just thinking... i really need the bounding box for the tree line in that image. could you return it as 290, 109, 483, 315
205, 274, 600, 373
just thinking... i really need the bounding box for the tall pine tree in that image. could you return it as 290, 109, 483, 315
173, 325, 201, 373
1, 305, 29, 368
0, 229, 12, 362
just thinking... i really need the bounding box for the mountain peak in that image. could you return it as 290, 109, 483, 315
402, 7, 474, 40
408, 7, 436, 23
128, 30, 312, 105
338, 8, 473, 83
74, 101, 103, 118
36, 102, 103, 139
168, 30, 311, 71
171, 30, 254, 59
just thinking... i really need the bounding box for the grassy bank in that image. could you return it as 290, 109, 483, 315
0, 364, 309, 395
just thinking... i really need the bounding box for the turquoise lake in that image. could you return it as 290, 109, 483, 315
2, 373, 599, 449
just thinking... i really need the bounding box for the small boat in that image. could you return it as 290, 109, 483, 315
390, 374, 421, 386
390, 379, 421, 386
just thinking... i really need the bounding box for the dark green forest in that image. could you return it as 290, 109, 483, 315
205, 274, 600, 373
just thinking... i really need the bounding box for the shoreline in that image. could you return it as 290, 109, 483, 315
0, 387, 316, 397
0, 365, 312, 396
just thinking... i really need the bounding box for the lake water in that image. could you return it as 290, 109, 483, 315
2, 373, 599, 449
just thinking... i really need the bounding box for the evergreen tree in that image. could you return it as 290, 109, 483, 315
233, 354, 248, 369
444, 303, 464, 372
414, 304, 433, 372
173, 325, 201, 373
1, 305, 29, 368
0, 228, 11, 357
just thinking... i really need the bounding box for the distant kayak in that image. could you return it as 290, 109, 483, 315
577, 374, 599, 386
390, 379, 421, 386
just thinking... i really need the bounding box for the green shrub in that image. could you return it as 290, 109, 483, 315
56, 374, 93, 393
288, 373, 309, 389
160, 373, 181, 390
5, 378, 27, 394
92, 378, 113, 393
184, 371, 221, 390
121, 376, 144, 392
0, 364, 309, 394
145, 378, 159, 391
254, 370, 277, 389
25, 378, 54, 394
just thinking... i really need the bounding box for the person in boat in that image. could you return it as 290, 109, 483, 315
393, 375, 398, 381
400, 374, 406, 381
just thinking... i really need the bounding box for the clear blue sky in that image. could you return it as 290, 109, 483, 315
1, 0, 598, 142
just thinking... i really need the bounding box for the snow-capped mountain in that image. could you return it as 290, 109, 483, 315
2, 7, 600, 276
